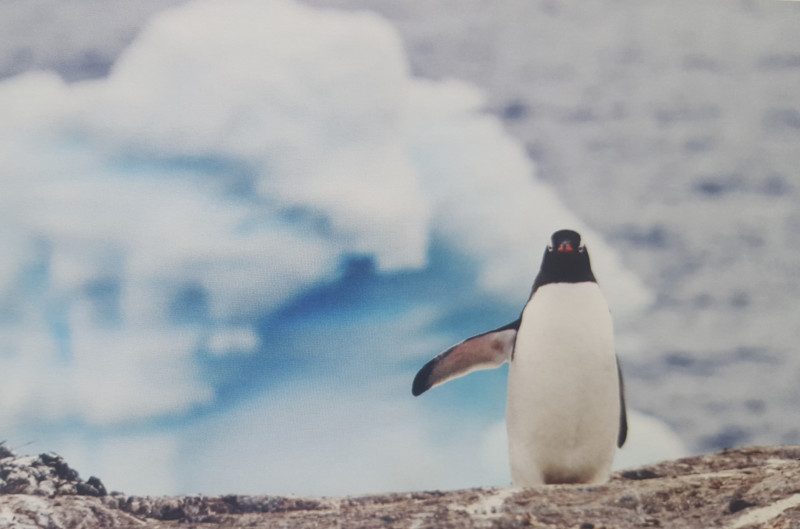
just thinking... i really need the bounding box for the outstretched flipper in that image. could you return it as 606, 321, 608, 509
617, 356, 628, 448
412, 320, 519, 396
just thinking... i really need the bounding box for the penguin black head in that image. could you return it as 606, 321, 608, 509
549, 229, 583, 254
531, 229, 596, 293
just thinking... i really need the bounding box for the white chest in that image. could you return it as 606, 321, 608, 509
506, 282, 620, 485
513, 282, 615, 372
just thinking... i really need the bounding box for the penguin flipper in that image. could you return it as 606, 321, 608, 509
616, 356, 628, 448
412, 321, 519, 396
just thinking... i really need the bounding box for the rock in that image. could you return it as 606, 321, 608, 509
158, 498, 186, 520
0, 495, 146, 529
0, 449, 107, 498
0, 442, 14, 460
39, 452, 79, 482
76, 476, 107, 497
2, 468, 37, 494
2, 446, 800, 527
33, 479, 57, 497
57, 483, 78, 496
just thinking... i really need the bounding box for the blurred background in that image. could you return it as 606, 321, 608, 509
1, 0, 799, 496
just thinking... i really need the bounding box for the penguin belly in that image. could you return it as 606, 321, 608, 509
506, 283, 620, 486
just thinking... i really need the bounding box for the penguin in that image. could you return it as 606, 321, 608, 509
412, 229, 627, 486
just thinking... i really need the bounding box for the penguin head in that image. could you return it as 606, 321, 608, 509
548, 229, 584, 254
531, 229, 596, 291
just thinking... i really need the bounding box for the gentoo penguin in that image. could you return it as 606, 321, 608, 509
412, 229, 627, 486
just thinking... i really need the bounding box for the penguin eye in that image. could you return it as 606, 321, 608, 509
578, 245, 586, 253
547, 245, 554, 252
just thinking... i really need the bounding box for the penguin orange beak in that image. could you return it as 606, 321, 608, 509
557, 242, 574, 252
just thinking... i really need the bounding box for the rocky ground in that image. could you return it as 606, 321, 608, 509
2, 443, 800, 528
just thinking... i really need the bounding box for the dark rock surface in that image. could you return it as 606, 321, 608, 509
2, 445, 800, 528
0, 444, 106, 498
